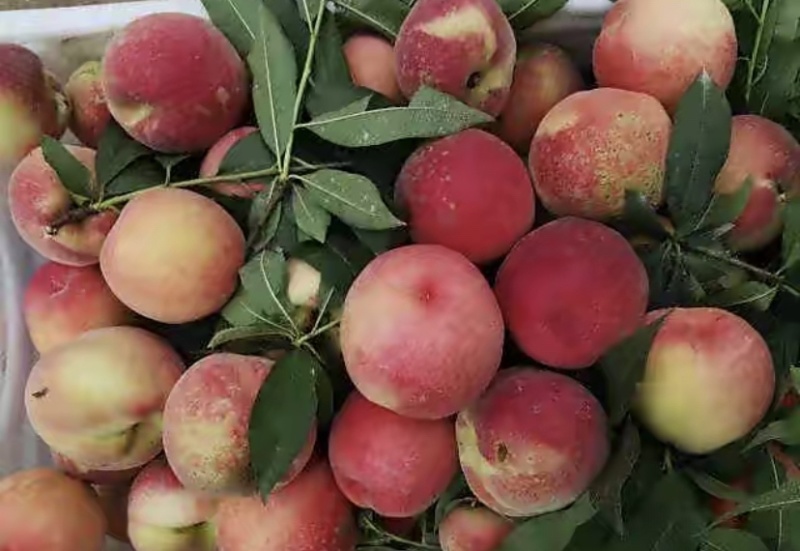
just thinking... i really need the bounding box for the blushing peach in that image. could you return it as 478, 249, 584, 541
51, 450, 142, 486
340, 244, 505, 419
64, 60, 111, 148
198, 126, 268, 198
456, 368, 610, 517
439, 506, 514, 551
343, 33, 404, 104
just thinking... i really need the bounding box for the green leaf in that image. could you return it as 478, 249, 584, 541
619, 190, 672, 241
792, 367, 800, 394
701, 528, 770, 551
248, 180, 282, 234
782, 198, 800, 270
208, 324, 293, 348
434, 473, 469, 528
707, 282, 778, 312
265, 0, 311, 65
199, 0, 260, 56
498, 494, 596, 551
746, 446, 797, 549
291, 240, 358, 307
218, 132, 277, 175
300, 87, 494, 147
591, 421, 641, 536
292, 185, 331, 243
665, 72, 733, 235
715, 478, 800, 525
598, 316, 667, 425
41, 136, 94, 201
698, 177, 754, 233
295, 0, 322, 22
238, 249, 298, 334
247, 3, 298, 163
102, 157, 165, 197
745, 408, 800, 451
95, 121, 152, 189
686, 469, 750, 502
331, 0, 409, 39
313, 361, 335, 428
274, 198, 302, 251
296, 169, 405, 230
249, 349, 318, 498
500, 0, 569, 30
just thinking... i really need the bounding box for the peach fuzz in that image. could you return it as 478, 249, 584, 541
101, 12, 249, 153
343, 33, 404, 104
634, 307, 775, 454
52, 449, 142, 486
395, 128, 535, 264
215, 458, 359, 551
8, 145, 118, 267
340, 244, 505, 419
23, 261, 134, 354
456, 368, 610, 517
494, 217, 649, 370
100, 187, 246, 324
529, 88, 671, 221
64, 60, 111, 148
162, 353, 317, 495
439, 506, 513, 551
593, 0, 737, 113
394, 0, 517, 116
496, 43, 585, 154
24, 326, 184, 472
199, 126, 269, 198
714, 115, 800, 251
328, 391, 458, 518
0, 468, 106, 550
128, 459, 218, 551
0, 43, 68, 167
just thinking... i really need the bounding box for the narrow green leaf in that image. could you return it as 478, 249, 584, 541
434, 473, 469, 528
699, 177, 754, 233
208, 324, 293, 348
249, 349, 318, 498
665, 72, 733, 234
297, 169, 405, 230
686, 469, 750, 502
619, 190, 672, 241
95, 121, 152, 188
41, 136, 94, 201
292, 185, 331, 243
707, 282, 778, 312
274, 198, 302, 251
500, 0, 569, 30
248, 180, 281, 235
782, 198, 800, 269
103, 157, 165, 197
247, 3, 298, 163
239, 249, 298, 334
313, 361, 335, 428
747, 447, 793, 549
714, 478, 800, 525
265, 0, 311, 64
745, 408, 800, 451
331, 0, 409, 39
701, 528, 770, 551
199, 0, 260, 56
218, 132, 277, 175
300, 86, 493, 147
497, 494, 596, 551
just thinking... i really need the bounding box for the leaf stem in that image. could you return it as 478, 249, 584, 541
360, 515, 439, 551
294, 318, 341, 348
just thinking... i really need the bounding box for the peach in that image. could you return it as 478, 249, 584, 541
494, 217, 649, 369
128, 459, 218, 551
162, 353, 317, 495
95, 482, 131, 543
23, 261, 134, 354
64, 60, 111, 148
395, 0, 517, 116
0, 468, 106, 550
343, 33, 404, 104
529, 88, 671, 221
24, 326, 184, 472
8, 145, 118, 267
439, 506, 513, 551
198, 126, 269, 198
634, 307, 775, 454
52, 449, 142, 486
394, 128, 535, 264
593, 0, 737, 113
101, 12, 249, 153
714, 115, 800, 251
328, 391, 458, 518
456, 368, 610, 517
496, 43, 585, 153
380, 516, 418, 537
99, 187, 246, 324
0, 43, 69, 167
215, 458, 358, 551
340, 244, 505, 419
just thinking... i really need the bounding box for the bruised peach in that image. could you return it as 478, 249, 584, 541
343, 33, 404, 104
198, 126, 268, 198
439, 506, 513, 551
64, 60, 111, 148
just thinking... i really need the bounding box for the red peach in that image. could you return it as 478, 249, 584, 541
343, 33, 404, 104
395, 128, 535, 264
714, 115, 800, 251
51, 449, 142, 486
593, 0, 737, 113
340, 244, 505, 419
0, 43, 69, 167
0, 468, 106, 550
496, 43, 585, 153
162, 353, 317, 495
101, 13, 249, 153
8, 145, 118, 267
380, 516, 418, 537
329, 391, 458, 518
215, 458, 359, 551
99, 187, 246, 324
529, 88, 671, 221
456, 368, 610, 517
198, 126, 269, 198
634, 307, 775, 454
23, 261, 134, 354
494, 217, 649, 369
64, 60, 111, 148
395, 0, 517, 116
439, 506, 513, 551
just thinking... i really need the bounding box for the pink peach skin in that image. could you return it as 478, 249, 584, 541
456, 368, 610, 517
593, 0, 737, 114
23, 261, 134, 354
215, 458, 359, 551
64, 60, 112, 148
395, 128, 536, 264
162, 353, 317, 495
52, 450, 143, 486
101, 12, 249, 153
328, 391, 459, 518
340, 244, 505, 420
343, 33, 404, 104
199, 126, 269, 198
439, 506, 514, 551
8, 145, 118, 267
